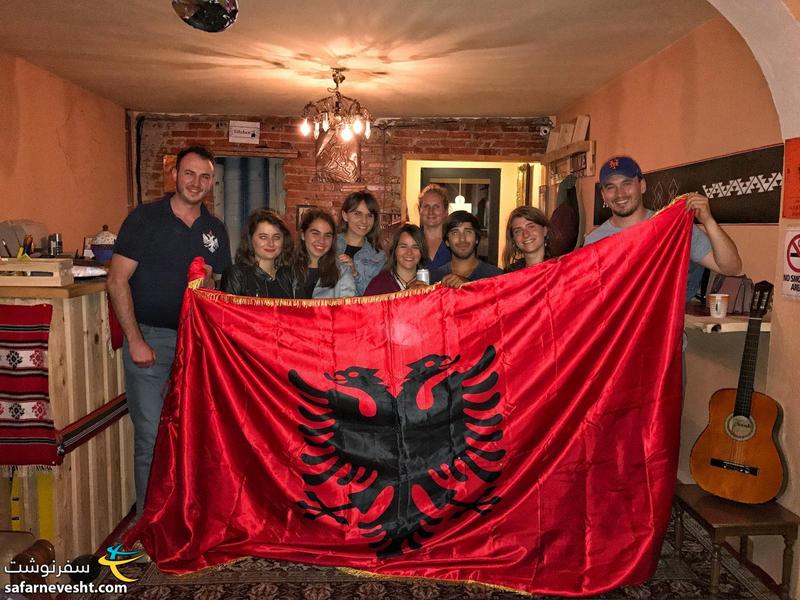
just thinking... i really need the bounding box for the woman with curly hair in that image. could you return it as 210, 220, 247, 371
221, 209, 298, 297
503, 206, 551, 272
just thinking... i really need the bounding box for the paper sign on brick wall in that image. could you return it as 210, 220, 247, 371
228, 120, 260, 145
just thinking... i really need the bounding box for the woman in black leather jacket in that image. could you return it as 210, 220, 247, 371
221, 209, 298, 298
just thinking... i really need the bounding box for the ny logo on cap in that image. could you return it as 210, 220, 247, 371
608, 159, 619, 169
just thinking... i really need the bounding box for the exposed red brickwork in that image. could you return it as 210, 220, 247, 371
136, 115, 547, 227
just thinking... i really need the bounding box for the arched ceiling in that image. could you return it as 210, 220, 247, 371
0, 0, 718, 117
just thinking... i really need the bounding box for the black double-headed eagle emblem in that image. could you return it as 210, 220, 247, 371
288, 345, 504, 557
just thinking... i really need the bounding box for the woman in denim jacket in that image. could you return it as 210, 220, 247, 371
335, 191, 386, 295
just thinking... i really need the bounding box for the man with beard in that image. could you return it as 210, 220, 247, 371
107, 145, 231, 517
431, 210, 502, 288
585, 156, 741, 301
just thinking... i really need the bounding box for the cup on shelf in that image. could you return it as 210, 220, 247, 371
708, 293, 730, 319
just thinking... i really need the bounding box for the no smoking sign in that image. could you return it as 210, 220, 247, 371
783, 228, 800, 297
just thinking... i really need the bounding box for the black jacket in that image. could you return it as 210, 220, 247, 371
220, 264, 298, 298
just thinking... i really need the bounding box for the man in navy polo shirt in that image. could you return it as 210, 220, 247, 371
107, 145, 231, 516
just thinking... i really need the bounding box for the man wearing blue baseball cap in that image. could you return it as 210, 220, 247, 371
585, 155, 741, 301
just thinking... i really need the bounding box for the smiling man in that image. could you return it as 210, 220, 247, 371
431, 211, 502, 289
107, 145, 231, 517
585, 155, 741, 301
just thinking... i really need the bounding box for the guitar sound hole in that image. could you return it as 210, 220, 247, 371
725, 414, 755, 441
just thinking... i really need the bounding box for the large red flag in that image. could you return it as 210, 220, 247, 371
127, 200, 692, 596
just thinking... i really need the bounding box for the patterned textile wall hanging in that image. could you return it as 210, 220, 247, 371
0, 304, 57, 466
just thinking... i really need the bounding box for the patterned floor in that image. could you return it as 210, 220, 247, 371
73, 511, 780, 599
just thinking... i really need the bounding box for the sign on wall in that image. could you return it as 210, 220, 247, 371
783, 137, 800, 219
594, 145, 784, 225
228, 120, 261, 145
782, 227, 800, 299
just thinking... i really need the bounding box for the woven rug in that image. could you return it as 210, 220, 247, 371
75, 510, 779, 599
0, 303, 57, 466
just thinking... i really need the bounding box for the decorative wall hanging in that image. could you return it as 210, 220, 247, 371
315, 128, 361, 183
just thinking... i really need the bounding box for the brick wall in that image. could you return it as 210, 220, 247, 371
135, 114, 549, 226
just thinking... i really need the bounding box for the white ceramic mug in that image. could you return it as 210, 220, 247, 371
708, 293, 730, 318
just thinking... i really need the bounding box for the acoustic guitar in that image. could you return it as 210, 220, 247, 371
690, 281, 786, 504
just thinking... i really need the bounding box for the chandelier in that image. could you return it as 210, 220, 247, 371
299, 68, 372, 142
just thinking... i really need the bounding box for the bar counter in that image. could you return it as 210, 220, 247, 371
0, 278, 134, 564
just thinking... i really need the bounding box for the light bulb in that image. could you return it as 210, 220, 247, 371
353, 117, 363, 135
340, 124, 354, 142
455, 195, 466, 204
313, 121, 320, 139
365, 119, 371, 139
300, 118, 311, 136
322, 112, 329, 132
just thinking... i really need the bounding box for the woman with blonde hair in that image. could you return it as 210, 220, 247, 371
418, 183, 451, 269
503, 206, 551, 272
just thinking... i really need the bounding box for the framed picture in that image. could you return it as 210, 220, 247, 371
296, 204, 314, 229
163, 154, 177, 192
516, 163, 531, 206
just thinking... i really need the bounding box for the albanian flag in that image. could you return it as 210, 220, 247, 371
127, 200, 693, 596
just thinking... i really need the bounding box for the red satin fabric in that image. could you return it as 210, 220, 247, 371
126, 201, 693, 596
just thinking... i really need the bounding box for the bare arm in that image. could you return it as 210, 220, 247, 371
686, 193, 742, 276
106, 254, 155, 367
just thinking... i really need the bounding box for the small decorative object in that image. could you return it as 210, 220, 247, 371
91, 225, 117, 263
172, 0, 238, 33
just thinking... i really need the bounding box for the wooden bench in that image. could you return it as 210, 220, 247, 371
674, 482, 799, 600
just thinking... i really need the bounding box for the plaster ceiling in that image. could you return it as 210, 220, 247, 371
0, 0, 718, 117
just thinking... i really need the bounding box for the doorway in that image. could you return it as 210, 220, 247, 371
421, 167, 501, 266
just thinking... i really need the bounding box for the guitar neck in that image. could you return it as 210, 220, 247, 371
734, 316, 763, 416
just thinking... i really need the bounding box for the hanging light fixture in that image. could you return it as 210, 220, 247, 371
299, 68, 372, 141
450, 178, 472, 213
455, 178, 465, 204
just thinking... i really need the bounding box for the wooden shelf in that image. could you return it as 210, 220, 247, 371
541, 140, 595, 171
0, 279, 107, 299
684, 312, 771, 334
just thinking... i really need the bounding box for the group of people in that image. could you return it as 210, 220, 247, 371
108, 144, 741, 519
219, 181, 556, 299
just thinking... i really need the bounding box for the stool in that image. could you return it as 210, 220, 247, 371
674, 482, 800, 600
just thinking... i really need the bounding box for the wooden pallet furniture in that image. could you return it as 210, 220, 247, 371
0, 282, 134, 564
674, 482, 799, 600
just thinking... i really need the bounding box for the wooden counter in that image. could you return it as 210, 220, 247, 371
0, 280, 107, 299
0, 279, 134, 563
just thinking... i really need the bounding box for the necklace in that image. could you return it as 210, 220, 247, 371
392, 270, 416, 289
